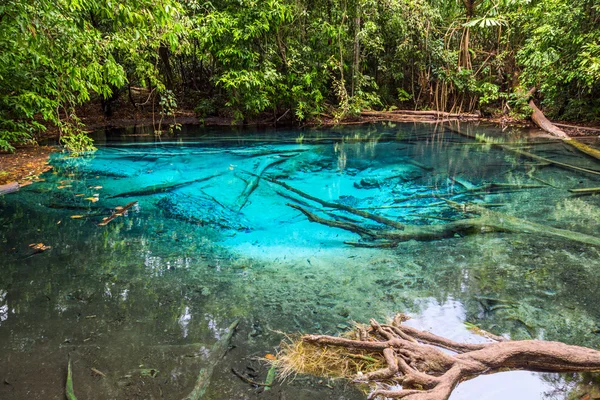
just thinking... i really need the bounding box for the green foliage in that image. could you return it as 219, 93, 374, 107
0, 0, 184, 152
517, 0, 600, 120
1, 0, 599, 152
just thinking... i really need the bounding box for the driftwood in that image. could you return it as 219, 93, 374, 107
183, 320, 239, 400
98, 202, 138, 226
0, 182, 19, 195
288, 315, 600, 400
289, 200, 600, 248
528, 88, 600, 162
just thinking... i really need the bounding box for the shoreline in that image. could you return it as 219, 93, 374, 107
2, 112, 598, 190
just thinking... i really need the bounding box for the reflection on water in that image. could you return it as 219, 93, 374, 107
1, 122, 600, 399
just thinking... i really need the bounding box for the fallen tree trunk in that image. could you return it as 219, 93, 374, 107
0, 182, 19, 195
528, 88, 600, 162
279, 315, 600, 400
362, 110, 480, 119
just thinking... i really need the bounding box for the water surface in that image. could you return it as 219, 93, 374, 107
1, 122, 600, 399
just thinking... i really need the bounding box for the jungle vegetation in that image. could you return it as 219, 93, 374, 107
0, 0, 599, 151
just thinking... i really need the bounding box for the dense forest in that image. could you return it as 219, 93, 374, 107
1, 0, 599, 152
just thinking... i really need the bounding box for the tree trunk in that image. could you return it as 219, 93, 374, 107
528, 88, 600, 161
282, 316, 600, 400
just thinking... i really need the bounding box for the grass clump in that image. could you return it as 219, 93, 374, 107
275, 328, 385, 381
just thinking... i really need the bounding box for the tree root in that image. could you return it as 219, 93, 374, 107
281, 315, 600, 400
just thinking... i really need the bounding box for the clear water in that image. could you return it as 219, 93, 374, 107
1, 122, 600, 399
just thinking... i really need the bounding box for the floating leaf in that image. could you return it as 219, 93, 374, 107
84, 197, 99, 203
71, 215, 84, 219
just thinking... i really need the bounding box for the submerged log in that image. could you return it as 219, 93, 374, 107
109, 172, 224, 199
279, 315, 600, 400
289, 201, 600, 248
183, 320, 239, 400
393, 182, 544, 204
568, 187, 600, 196
158, 194, 250, 231
235, 155, 296, 212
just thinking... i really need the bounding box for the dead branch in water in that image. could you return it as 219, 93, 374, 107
235, 155, 299, 212
98, 201, 137, 226
287, 199, 600, 248
267, 177, 406, 230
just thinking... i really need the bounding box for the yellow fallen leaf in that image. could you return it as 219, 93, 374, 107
93, 186, 103, 189
75, 194, 84, 197
71, 215, 84, 219
84, 197, 99, 202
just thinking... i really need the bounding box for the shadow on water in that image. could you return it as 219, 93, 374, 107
1, 122, 600, 399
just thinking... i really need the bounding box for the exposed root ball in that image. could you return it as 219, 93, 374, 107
277, 314, 600, 400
